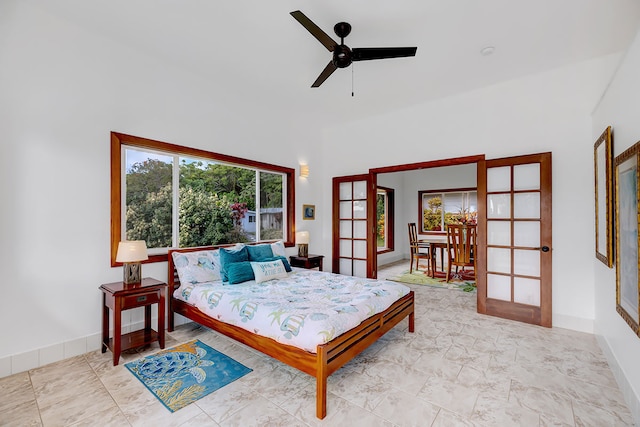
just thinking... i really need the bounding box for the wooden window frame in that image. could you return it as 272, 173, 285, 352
110, 132, 295, 266
418, 187, 477, 235
376, 186, 395, 254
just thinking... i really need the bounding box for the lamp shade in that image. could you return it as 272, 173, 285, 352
296, 231, 310, 244
116, 240, 149, 263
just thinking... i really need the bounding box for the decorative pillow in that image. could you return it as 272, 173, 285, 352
246, 244, 274, 261
219, 246, 249, 282
261, 255, 292, 272
270, 241, 287, 258
226, 261, 255, 284
250, 259, 288, 283
172, 250, 221, 285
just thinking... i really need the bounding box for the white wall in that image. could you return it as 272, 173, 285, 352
0, 2, 326, 374
592, 26, 640, 423
320, 53, 623, 334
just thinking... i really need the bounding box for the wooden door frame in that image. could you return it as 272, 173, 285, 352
332, 174, 373, 276
370, 155, 485, 279
477, 152, 553, 327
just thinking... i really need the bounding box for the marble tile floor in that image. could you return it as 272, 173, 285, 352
1, 262, 633, 426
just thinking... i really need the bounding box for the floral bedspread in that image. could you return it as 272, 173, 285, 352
173, 269, 410, 353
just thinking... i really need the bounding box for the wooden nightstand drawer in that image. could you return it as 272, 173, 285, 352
121, 291, 159, 310
289, 254, 324, 270
305, 258, 322, 269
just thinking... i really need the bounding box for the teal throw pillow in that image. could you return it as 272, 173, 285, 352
247, 244, 274, 261
220, 246, 249, 282
226, 261, 255, 284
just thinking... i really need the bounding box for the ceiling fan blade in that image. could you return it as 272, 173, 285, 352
311, 61, 338, 87
352, 47, 418, 61
290, 10, 338, 52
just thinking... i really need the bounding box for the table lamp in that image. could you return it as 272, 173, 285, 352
116, 240, 148, 284
296, 231, 309, 257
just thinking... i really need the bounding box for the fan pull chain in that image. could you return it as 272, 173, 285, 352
352, 64, 354, 97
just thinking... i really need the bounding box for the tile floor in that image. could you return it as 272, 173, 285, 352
0, 261, 633, 426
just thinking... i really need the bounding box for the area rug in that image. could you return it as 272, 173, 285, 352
125, 339, 252, 412
386, 268, 476, 292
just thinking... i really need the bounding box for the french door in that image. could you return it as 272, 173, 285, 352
332, 174, 375, 277
477, 152, 552, 327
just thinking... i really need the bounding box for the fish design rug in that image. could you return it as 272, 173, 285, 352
125, 339, 252, 412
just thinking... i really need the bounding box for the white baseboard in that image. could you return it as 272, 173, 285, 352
0, 315, 188, 378
0, 332, 102, 378
596, 334, 640, 426
552, 313, 594, 334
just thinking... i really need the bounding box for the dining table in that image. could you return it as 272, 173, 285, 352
418, 234, 448, 278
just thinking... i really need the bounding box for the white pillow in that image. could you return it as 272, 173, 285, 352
270, 241, 287, 258
250, 259, 288, 283
172, 250, 221, 284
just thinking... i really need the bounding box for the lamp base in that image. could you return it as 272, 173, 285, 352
123, 262, 142, 284
298, 244, 308, 257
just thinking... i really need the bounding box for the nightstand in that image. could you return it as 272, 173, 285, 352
289, 254, 324, 270
99, 277, 167, 366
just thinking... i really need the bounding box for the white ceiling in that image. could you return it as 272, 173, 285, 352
33, 0, 640, 123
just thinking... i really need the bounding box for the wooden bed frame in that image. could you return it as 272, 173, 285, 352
167, 246, 415, 419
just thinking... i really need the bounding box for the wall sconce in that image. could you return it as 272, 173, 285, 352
300, 164, 309, 178
296, 231, 309, 257
116, 240, 148, 284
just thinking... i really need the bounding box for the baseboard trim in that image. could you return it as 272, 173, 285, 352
0, 316, 188, 378
552, 313, 594, 334
596, 333, 640, 425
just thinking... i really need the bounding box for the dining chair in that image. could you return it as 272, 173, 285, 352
408, 223, 432, 275
446, 223, 477, 282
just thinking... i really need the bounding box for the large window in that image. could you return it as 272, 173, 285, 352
376, 186, 394, 253
111, 132, 295, 265
418, 188, 477, 233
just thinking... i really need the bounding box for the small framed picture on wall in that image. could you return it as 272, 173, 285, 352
594, 126, 613, 267
303, 204, 315, 220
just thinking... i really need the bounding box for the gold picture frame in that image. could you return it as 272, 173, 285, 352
303, 204, 315, 220
595, 126, 613, 267
614, 141, 640, 335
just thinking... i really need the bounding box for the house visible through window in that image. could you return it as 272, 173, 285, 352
111, 132, 295, 264
419, 188, 477, 233
376, 186, 394, 253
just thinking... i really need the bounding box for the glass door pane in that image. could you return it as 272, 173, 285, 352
479, 152, 551, 327
333, 176, 371, 277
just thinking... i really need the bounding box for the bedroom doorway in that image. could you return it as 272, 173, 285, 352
332, 152, 553, 328
331, 174, 375, 277
370, 155, 484, 277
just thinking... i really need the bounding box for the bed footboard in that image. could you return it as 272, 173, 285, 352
314, 291, 414, 418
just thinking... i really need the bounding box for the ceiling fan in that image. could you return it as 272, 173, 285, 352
290, 10, 418, 88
